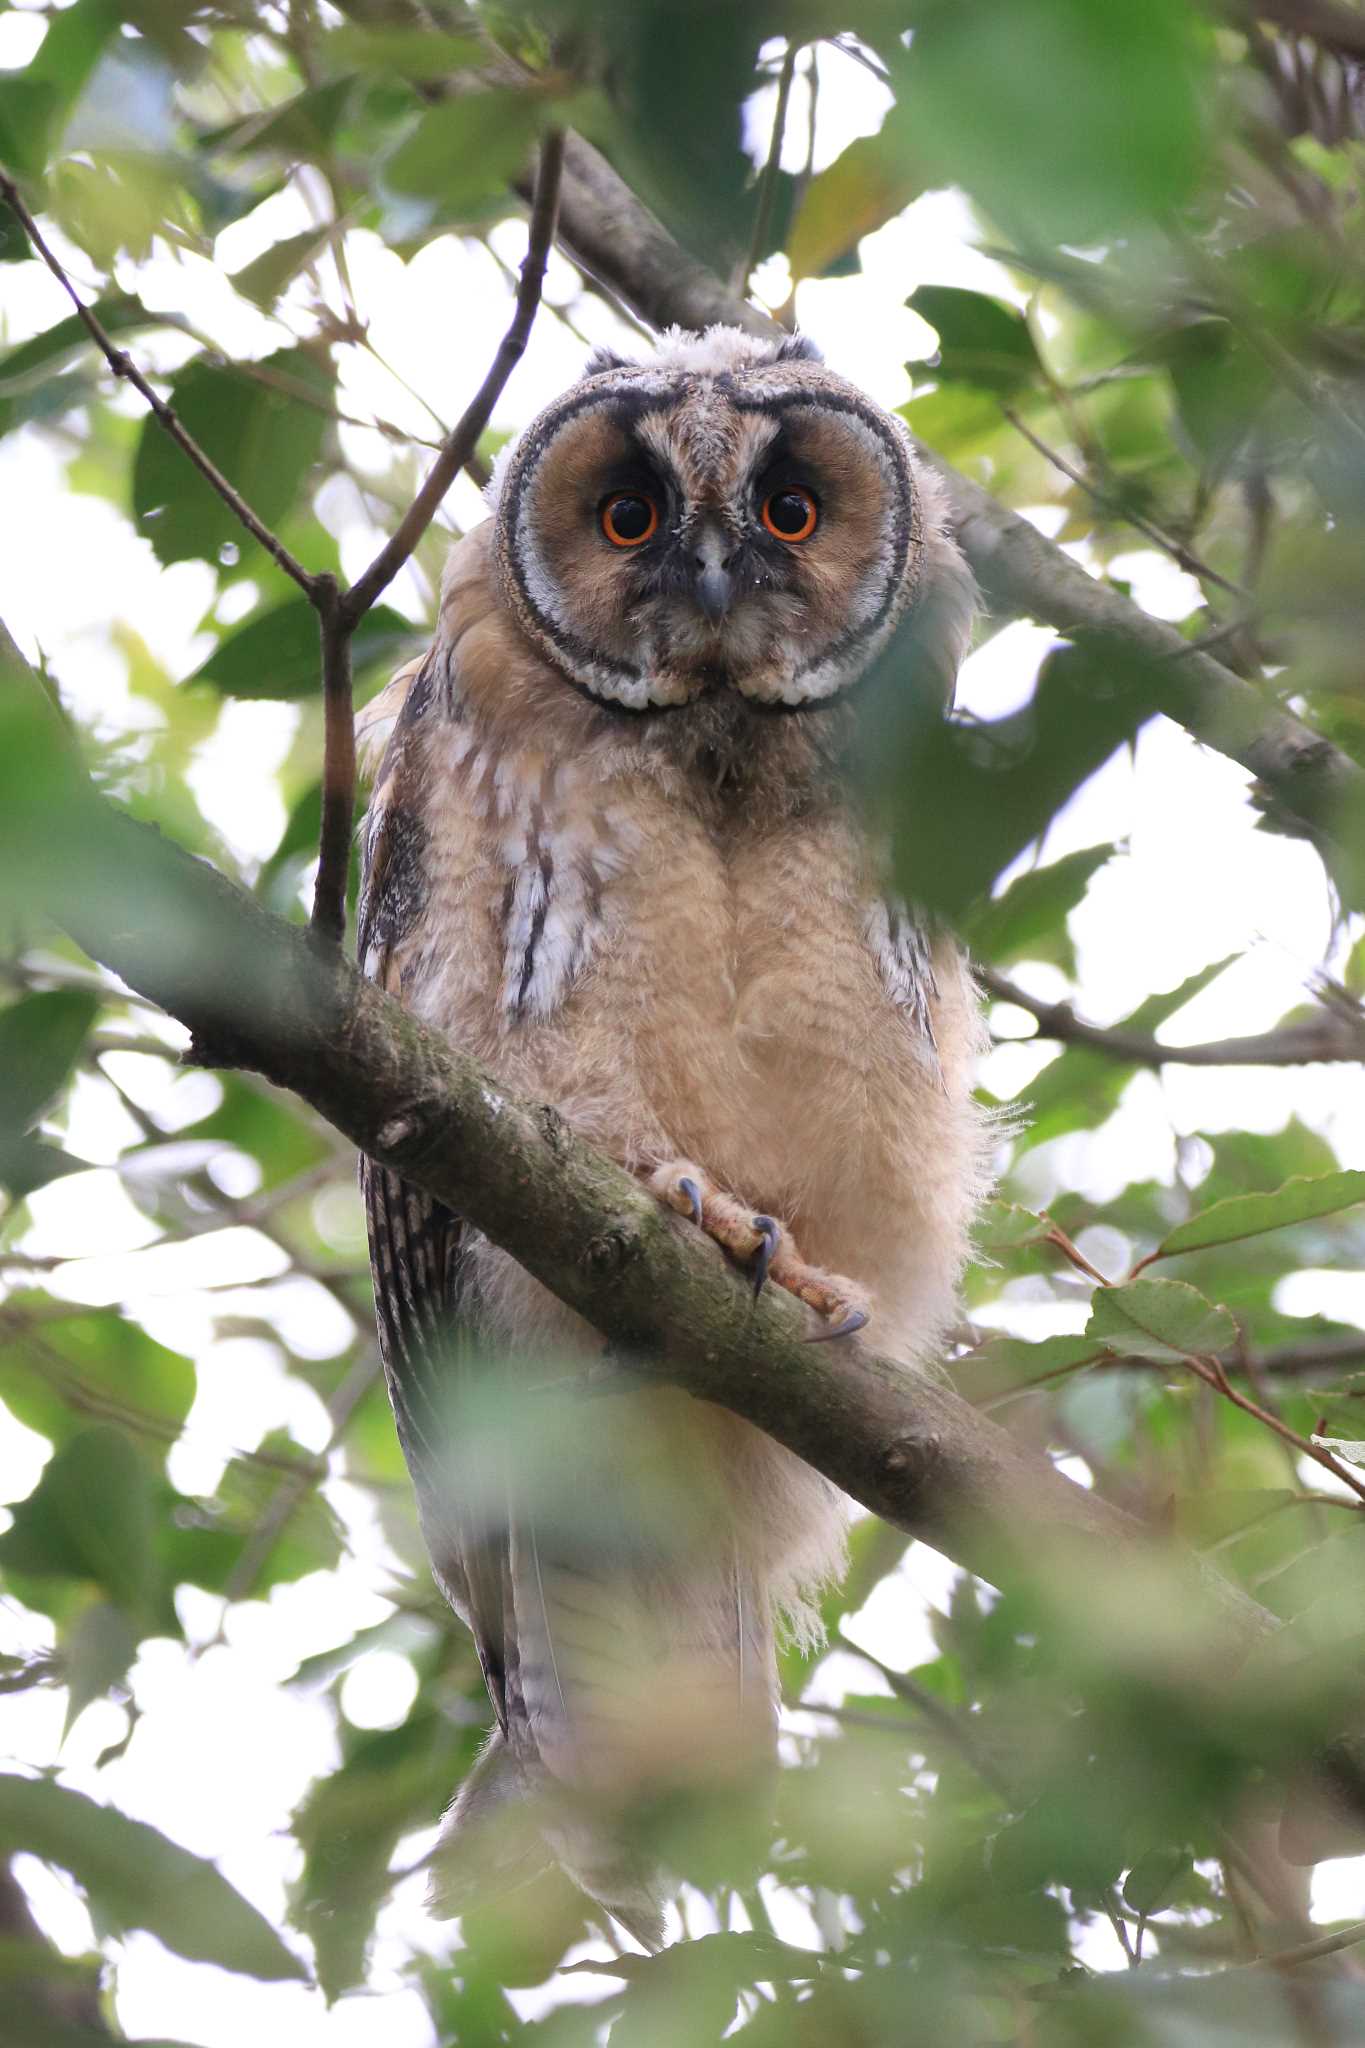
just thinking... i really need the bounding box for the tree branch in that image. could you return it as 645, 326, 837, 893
528, 133, 1365, 901
980, 967, 1365, 1067
0, 618, 1272, 1656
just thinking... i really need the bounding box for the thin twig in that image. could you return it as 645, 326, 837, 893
1247, 1916, 1365, 1971
1185, 1352, 1365, 1503
340, 130, 564, 624
1002, 405, 1250, 602
0, 171, 319, 600
739, 42, 798, 295
981, 967, 1365, 1068
309, 576, 357, 946
836, 1629, 1015, 1801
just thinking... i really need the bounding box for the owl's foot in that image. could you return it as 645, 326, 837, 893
648, 1160, 871, 1342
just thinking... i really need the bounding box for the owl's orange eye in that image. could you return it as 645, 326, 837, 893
761, 487, 819, 542
601, 492, 659, 547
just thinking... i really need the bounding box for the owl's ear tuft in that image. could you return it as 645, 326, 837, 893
584, 346, 634, 377
772, 333, 823, 365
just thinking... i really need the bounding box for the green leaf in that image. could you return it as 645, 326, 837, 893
1149, 1170, 1365, 1263
953, 1333, 1101, 1404
0, 0, 120, 175
293, 1705, 474, 1996
0, 294, 184, 397
131, 347, 331, 569
1123, 1846, 1192, 1918
966, 844, 1116, 969
381, 87, 554, 215
788, 128, 922, 282
0, 1774, 306, 1980
909, 286, 1041, 394
188, 599, 418, 700
975, 1199, 1049, 1250
0, 1309, 194, 1459
0, 1134, 89, 1199
1086, 1278, 1237, 1364
323, 25, 486, 80
61, 1599, 137, 1734
0, 196, 32, 264
904, 0, 1208, 242
229, 230, 331, 311
205, 77, 357, 161
0, 990, 98, 1136
0, 1428, 158, 1615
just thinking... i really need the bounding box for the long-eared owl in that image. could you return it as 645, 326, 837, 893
357, 326, 988, 1946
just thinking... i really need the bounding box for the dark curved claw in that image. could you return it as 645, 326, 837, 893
750, 1215, 781, 1298
807, 1308, 870, 1345
678, 1176, 704, 1230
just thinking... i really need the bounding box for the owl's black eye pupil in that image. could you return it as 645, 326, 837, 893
769, 491, 813, 535
608, 496, 651, 539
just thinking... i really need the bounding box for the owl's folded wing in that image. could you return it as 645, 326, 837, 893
356, 667, 510, 1728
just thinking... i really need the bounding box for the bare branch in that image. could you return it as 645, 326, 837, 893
737, 41, 798, 295
340, 130, 565, 624
980, 967, 1365, 1067
0, 170, 319, 601
309, 576, 358, 946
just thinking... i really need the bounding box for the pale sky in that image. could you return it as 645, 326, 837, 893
1, 16, 1362, 2041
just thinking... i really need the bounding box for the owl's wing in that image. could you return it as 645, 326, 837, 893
357, 661, 510, 1728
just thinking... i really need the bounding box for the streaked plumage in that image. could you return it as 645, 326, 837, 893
357, 326, 987, 1945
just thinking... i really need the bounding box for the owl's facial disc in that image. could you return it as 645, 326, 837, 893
493, 353, 924, 712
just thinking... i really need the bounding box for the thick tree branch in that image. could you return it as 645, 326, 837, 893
981, 967, 1365, 1067
529, 134, 1365, 900
0, 619, 1272, 1655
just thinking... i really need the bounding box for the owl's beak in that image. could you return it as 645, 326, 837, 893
691, 523, 736, 624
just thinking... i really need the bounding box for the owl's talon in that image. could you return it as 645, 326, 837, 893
678, 1176, 705, 1230
750, 1215, 780, 1298
807, 1308, 870, 1345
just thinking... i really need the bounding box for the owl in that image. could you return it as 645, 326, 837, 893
356, 326, 987, 1946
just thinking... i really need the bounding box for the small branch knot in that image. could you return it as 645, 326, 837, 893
881, 1432, 941, 1481
376, 1113, 419, 1153
583, 1227, 640, 1279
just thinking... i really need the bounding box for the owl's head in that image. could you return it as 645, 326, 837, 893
488, 327, 974, 713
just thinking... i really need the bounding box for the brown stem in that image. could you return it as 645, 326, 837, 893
310, 576, 357, 944
1002, 405, 1249, 602
980, 966, 1365, 1068
738, 41, 798, 295
1186, 1352, 1365, 1504
340, 130, 564, 624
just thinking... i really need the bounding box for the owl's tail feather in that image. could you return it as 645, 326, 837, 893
426, 1730, 549, 1918
427, 1728, 669, 1951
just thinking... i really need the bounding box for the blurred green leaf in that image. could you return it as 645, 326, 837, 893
0, 1308, 194, 1458
910, 286, 1041, 394
1086, 1277, 1237, 1363
903, 0, 1208, 242
788, 128, 921, 282
381, 86, 556, 217
0, 0, 120, 176
1149, 1170, 1365, 1263
966, 843, 1116, 969
0, 1774, 306, 1980
0, 990, 98, 1136
61, 1598, 137, 1733
0, 1427, 158, 1615
229, 230, 332, 311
